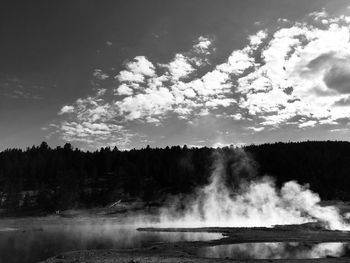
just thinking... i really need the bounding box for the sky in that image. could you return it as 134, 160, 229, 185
2, 0, 350, 150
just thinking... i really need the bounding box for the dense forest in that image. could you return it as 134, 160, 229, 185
1, 141, 350, 211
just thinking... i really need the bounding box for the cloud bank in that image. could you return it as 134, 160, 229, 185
53, 9, 350, 149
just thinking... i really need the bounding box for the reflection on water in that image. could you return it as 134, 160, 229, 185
197, 242, 350, 259
0, 221, 222, 263
2, 218, 350, 263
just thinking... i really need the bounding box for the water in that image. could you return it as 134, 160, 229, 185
196, 242, 350, 259
0, 219, 222, 263
2, 218, 350, 263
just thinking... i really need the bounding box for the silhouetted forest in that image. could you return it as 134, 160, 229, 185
0, 141, 349, 211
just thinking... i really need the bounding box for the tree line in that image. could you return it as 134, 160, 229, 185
0, 140, 349, 211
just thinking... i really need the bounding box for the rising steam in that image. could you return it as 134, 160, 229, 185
159, 148, 349, 230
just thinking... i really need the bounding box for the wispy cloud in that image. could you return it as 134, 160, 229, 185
0, 76, 45, 100
52, 9, 350, 148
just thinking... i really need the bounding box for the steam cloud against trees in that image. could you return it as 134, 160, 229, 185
1, 141, 350, 227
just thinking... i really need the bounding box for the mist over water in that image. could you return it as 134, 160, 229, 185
0, 220, 222, 263
158, 148, 349, 230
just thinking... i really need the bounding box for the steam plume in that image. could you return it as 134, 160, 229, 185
159, 148, 349, 230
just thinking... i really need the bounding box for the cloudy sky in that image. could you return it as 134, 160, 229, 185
2, 0, 350, 150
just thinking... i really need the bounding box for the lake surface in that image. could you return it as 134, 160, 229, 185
196, 242, 350, 259
0, 218, 222, 263
2, 218, 350, 263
